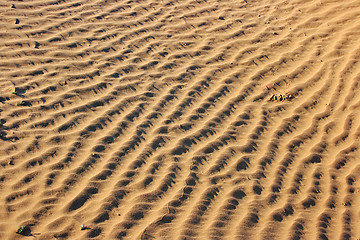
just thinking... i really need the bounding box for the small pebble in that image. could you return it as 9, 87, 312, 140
81, 224, 89, 230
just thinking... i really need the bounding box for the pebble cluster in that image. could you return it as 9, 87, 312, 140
269, 94, 293, 102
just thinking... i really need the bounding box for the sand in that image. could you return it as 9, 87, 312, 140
0, 0, 360, 239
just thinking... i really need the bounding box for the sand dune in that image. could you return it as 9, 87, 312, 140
1, 0, 360, 239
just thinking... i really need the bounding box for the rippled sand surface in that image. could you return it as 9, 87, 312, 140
1, 0, 360, 239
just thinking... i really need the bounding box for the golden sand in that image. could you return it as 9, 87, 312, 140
1, 0, 360, 239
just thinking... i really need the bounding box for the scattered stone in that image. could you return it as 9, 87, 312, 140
59, 80, 67, 86
15, 225, 35, 236
81, 224, 90, 230
17, 101, 31, 107
269, 94, 293, 102
16, 226, 31, 235
16, 226, 25, 235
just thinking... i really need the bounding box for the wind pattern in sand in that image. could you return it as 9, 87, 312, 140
1, 0, 360, 239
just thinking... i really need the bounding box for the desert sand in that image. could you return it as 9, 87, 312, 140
0, 0, 360, 239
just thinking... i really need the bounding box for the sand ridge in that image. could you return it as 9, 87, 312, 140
0, 0, 360, 239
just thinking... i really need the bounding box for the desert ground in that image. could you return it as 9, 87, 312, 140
1, 0, 360, 239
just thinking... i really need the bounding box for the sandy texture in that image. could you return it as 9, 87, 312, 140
1, 0, 360, 239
